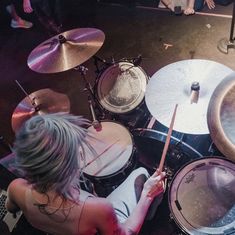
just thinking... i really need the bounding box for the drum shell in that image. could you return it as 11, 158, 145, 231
168, 157, 235, 235
151, 121, 223, 158
132, 128, 203, 173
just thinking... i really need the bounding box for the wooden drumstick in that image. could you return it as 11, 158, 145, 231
81, 139, 120, 170
158, 104, 178, 173
147, 104, 178, 197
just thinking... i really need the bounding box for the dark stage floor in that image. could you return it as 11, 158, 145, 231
0, 1, 235, 235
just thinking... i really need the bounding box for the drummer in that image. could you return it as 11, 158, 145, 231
5, 113, 165, 235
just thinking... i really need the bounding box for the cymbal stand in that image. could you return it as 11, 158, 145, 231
217, 0, 235, 53
15, 80, 40, 112
74, 65, 105, 118
93, 55, 111, 74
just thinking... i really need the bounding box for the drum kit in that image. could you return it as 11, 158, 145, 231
10, 27, 235, 235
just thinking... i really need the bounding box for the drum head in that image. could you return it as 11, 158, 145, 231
82, 121, 133, 177
169, 157, 235, 235
96, 62, 148, 114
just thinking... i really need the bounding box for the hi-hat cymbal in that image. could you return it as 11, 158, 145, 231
207, 72, 235, 162
28, 28, 105, 73
145, 59, 233, 134
11, 88, 70, 133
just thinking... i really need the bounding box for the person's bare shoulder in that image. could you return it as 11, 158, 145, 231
7, 178, 29, 202
85, 197, 115, 217
6, 178, 29, 212
84, 197, 123, 235
8, 178, 29, 192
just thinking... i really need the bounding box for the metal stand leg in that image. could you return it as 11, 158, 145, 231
75, 65, 105, 118
217, 0, 235, 53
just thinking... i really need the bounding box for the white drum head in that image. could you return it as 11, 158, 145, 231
82, 121, 133, 177
169, 157, 235, 235
97, 62, 148, 113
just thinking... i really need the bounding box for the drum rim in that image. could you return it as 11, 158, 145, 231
95, 61, 149, 114
168, 156, 235, 235
83, 120, 135, 178
132, 128, 203, 158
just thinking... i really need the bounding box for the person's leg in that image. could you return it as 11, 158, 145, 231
31, 0, 61, 34
6, 4, 20, 21
194, 0, 204, 10
106, 167, 149, 223
6, 3, 33, 28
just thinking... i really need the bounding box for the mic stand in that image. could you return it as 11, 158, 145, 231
93, 55, 109, 74
74, 65, 105, 118
217, 0, 235, 53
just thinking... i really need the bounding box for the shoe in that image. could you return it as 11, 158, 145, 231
174, 6, 183, 15
10, 19, 33, 29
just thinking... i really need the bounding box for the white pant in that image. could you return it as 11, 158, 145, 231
106, 167, 149, 223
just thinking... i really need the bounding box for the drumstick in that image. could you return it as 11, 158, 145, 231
147, 104, 178, 197
158, 104, 178, 173
81, 139, 120, 170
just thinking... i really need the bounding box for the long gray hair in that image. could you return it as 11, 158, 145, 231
13, 113, 94, 198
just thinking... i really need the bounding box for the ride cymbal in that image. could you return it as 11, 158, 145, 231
28, 28, 105, 73
11, 88, 70, 133
207, 72, 235, 162
145, 59, 233, 134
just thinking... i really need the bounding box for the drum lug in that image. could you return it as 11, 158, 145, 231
169, 213, 174, 221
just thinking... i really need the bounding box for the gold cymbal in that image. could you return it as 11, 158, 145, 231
145, 59, 233, 134
11, 88, 70, 133
28, 28, 105, 73
207, 72, 235, 162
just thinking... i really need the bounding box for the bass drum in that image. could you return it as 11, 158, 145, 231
82, 121, 136, 197
169, 157, 235, 235
132, 128, 203, 173
96, 61, 149, 114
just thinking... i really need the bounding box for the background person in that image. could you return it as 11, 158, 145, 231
4, 2, 33, 28
22, 0, 62, 34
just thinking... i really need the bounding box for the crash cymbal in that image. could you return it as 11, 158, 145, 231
145, 59, 233, 134
207, 72, 235, 162
12, 88, 70, 133
28, 28, 105, 73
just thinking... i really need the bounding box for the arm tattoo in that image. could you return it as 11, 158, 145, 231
127, 229, 137, 235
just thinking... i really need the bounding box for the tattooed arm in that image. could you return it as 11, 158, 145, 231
121, 171, 165, 235
87, 171, 165, 235
127, 229, 137, 235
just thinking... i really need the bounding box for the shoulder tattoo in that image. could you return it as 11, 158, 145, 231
128, 229, 137, 235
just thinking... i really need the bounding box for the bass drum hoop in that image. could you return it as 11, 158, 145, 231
96, 61, 149, 114
133, 128, 204, 158
83, 121, 134, 182
168, 157, 235, 235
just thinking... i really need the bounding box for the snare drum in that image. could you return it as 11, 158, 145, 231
169, 157, 235, 235
82, 121, 135, 196
96, 61, 149, 114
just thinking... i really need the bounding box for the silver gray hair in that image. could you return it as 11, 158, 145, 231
13, 113, 94, 198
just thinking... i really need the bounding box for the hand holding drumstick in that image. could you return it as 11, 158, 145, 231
142, 169, 166, 199
146, 104, 178, 198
